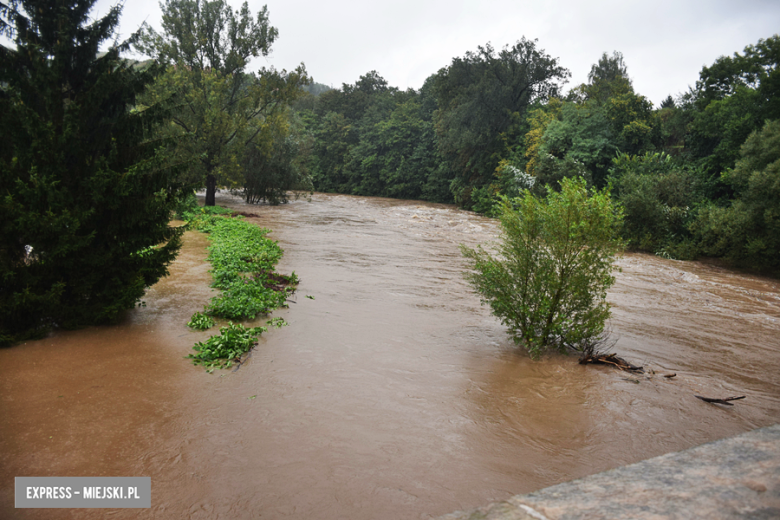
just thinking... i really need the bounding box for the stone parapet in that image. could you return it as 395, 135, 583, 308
437, 423, 780, 520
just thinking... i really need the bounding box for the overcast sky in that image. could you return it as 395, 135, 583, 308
87, 0, 780, 106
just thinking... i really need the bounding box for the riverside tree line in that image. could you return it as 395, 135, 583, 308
301, 38, 780, 274
1, 0, 779, 347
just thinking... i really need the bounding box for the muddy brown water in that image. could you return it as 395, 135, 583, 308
2, 192, 779, 519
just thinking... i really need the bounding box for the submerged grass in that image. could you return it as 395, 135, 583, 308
184, 206, 296, 371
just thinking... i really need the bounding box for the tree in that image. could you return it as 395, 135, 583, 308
608, 152, 700, 256
241, 109, 313, 204
660, 95, 676, 109
522, 51, 654, 193
534, 101, 614, 188
461, 177, 623, 357
0, 0, 186, 345
692, 119, 780, 273
687, 35, 780, 193
136, 0, 309, 205
588, 51, 630, 85
585, 51, 632, 104
433, 39, 570, 208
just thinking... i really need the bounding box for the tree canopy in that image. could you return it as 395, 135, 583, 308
136, 0, 309, 205
0, 0, 186, 344
433, 39, 570, 207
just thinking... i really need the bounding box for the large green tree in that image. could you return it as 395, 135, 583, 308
136, 0, 309, 205
687, 35, 780, 195
433, 39, 570, 208
693, 119, 780, 273
524, 52, 654, 191
0, 0, 186, 345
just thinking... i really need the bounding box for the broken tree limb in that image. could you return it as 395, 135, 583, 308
579, 352, 644, 372
694, 395, 746, 406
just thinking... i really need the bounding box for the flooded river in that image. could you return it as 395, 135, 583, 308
2, 193, 779, 519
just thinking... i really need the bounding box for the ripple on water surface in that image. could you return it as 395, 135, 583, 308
1, 192, 779, 520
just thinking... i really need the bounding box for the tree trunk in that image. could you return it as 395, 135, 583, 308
205, 174, 216, 206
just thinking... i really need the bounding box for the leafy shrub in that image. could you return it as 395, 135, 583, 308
174, 192, 200, 219
189, 215, 296, 320
692, 119, 780, 273
187, 312, 215, 330
188, 322, 267, 372
533, 154, 593, 196
461, 177, 623, 357
609, 152, 701, 258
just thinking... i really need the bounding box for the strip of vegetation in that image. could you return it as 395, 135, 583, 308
188, 322, 267, 371
183, 206, 297, 371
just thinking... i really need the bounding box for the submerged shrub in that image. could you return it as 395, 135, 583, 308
187, 312, 215, 331
461, 177, 623, 357
188, 322, 267, 372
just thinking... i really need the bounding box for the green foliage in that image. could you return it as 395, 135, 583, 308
0, 0, 186, 345
461, 177, 623, 357
588, 51, 630, 87
310, 110, 355, 193
267, 317, 287, 328
242, 109, 314, 204
136, 0, 277, 76
534, 154, 593, 195
609, 152, 701, 256
534, 102, 612, 188
523, 53, 653, 194
306, 72, 453, 203
187, 312, 215, 330
186, 212, 297, 320
136, 0, 309, 206
188, 322, 266, 371
433, 39, 570, 208
184, 209, 296, 370
688, 35, 780, 191
174, 192, 200, 219
692, 119, 780, 273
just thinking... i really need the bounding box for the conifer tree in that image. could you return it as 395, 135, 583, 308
0, 0, 186, 345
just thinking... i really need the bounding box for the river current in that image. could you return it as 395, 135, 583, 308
2, 192, 779, 519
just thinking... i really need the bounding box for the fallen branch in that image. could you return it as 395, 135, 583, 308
694, 395, 746, 406
579, 352, 644, 372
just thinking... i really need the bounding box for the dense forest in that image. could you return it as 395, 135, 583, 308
1, 0, 778, 346
297, 36, 780, 274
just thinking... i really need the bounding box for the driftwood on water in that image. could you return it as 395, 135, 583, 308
694, 395, 746, 406
579, 352, 644, 372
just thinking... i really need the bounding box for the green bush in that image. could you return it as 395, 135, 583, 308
174, 192, 200, 219
609, 152, 701, 258
188, 322, 267, 372
187, 312, 215, 331
190, 215, 296, 320
692, 119, 780, 273
461, 177, 623, 357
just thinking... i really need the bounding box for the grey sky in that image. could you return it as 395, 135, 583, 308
91, 0, 780, 105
